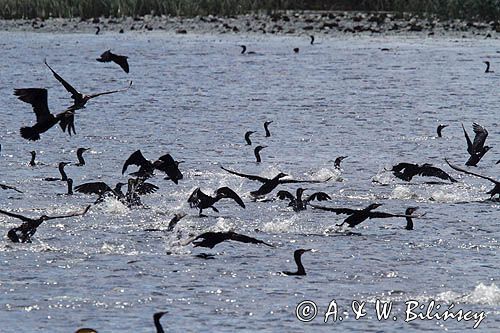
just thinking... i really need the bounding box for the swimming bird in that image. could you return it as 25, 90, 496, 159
63, 178, 73, 195
244, 131, 255, 145
484, 61, 494, 73
14, 88, 75, 141
153, 311, 167, 333
44, 162, 70, 181
388, 162, 457, 183
437, 124, 448, 138
75, 329, 97, 333
0, 205, 90, 243
334, 156, 348, 169
254, 145, 266, 163
0, 184, 23, 193
75, 148, 90, 166
95, 26, 100, 35
29, 151, 37, 166
462, 123, 491, 166
310, 35, 315, 45
311, 203, 418, 228
497, 160, 500, 164
221, 166, 331, 197
282, 249, 311, 276
96, 50, 130, 73
293, 47, 299, 53
277, 188, 330, 212
187, 231, 273, 248
188, 187, 245, 216
403, 207, 419, 230
445, 159, 499, 198
240, 45, 256, 54
264, 121, 273, 137
122, 150, 183, 183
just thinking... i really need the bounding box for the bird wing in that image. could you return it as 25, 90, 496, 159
135, 181, 159, 195
367, 211, 409, 219
462, 123, 474, 155
46, 205, 91, 220
87, 81, 132, 99
122, 150, 149, 174
471, 123, 488, 152
418, 165, 455, 181
154, 154, 175, 172
305, 192, 331, 202
309, 204, 356, 215
280, 177, 332, 184
228, 231, 273, 247
0, 209, 31, 222
276, 190, 295, 201
216, 187, 245, 208
445, 159, 499, 185
111, 53, 129, 73
0, 184, 23, 193
57, 110, 76, 135
188, 188, 206, 208
44, 59, 80, 98
75, 182, 113, 195
220, 166, 269, 183
14, 88, 52, 122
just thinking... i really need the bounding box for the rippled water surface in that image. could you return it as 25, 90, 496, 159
0, 31, 499, 332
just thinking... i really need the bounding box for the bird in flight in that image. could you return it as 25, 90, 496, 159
96, 50, 130, 73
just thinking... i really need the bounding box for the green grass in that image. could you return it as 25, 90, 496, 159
1, 0, 499, 20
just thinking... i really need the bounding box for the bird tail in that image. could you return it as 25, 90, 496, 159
20, 126, 40, 141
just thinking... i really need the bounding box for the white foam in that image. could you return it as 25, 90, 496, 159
390, 185, 417, 200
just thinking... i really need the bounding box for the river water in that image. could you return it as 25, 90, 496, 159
0, 31, 499, 332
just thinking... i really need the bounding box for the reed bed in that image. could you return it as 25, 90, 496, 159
1, 0, 499, 20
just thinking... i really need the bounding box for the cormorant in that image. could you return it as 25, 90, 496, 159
44, 162, 70, 181
221, 166, 330, 197
96, 50, 130, 73
166, 213, 187, 231
75, 179, 157, 205
0, 205, 90, 243
240, 45, 255, 54
446, 159, 500, 198
264, 121, 273, 137
186, 231, 273, 248
244, 131, 255, 145
29, 151, 37, 166
484, 61, 494, 73
497, 160, 500, 164
311, 203, 418, 228
404, 207, 419, 230
76, 147, 90, 166
437, 124, 448, 138
75, 329, 97, 333
293, 47, 299, 53
254, 145, 266, 163
188, 187, 245, 216
334, 156, 348, 169
388, 162, 457, 182
14, 88, 75, 141
310, 35, 315, 45
153, 311, 167, 333
95, 26, 100, 35
462, 123, 491, 166
277, 188, 330, 212
0, 184, 23, 193
282, 249, 311, 276
62, 178, 73, 195
122, 150, 183, 183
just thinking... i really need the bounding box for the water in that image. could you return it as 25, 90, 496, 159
0, 31, 499, 332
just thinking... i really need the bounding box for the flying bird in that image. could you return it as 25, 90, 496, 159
445, 159, 499, 199
75, 178, 157, 205
282, 249, 311, 276
14, 88, 74, 141
188, 187, 245, 216
388, 162, 457, 182
96, 50, 130, 73
221, 166, 330, 197
0, 205, 90, 243
186, 231, 273, 249
277, 188, 330, 212
462, 123, 491, 166
436, 124, 448, 138
122, 150, 183, 183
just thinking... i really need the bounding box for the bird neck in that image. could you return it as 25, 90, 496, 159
59, 165, 68, 180
67, 181, 73, 195
405, 217, 413, 230
30, 154, 36, 165
154, 317, 165, 333
294, 253, 306, 275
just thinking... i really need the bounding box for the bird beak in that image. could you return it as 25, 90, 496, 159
304, 249, 312, 252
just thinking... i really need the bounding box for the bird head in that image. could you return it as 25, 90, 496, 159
61, 162, 71, 166
30, 151, 36, 156
405, 207, 419, 215
264, 121, 273, 125
368, 203, 383, 210
40, 215, 50, 221
438, 124, 448, 129
153, 311, 168, 321
484, 146, 492, 152
295, 248, 312, 257
277, 173, 288, 179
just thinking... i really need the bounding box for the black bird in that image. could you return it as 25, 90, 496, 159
264, 121, 273, 137
282, 249, 311, 276
96, 50, 130, 73
437, 124, 448, 138
254, 145, 266, 163
63, 178, 73, 195
187, 231, 273, 249
76, 179, 157, 205
277, 188, 330, 212
153, 311, 167, 333
29, 151, 37, 166
188, 187, 245, 216
0, 205, 90, 243
122, 150, 183, 183
311, 203, 418, 228
221, 166, 330, 197
334, 156, 348, 169
45, 59, 132, 116
244, 131, 255, 145
497, 160, 500, 164
388, 162, 457, 183
166, 213, 187, 232
310, 35, 315, 45
293, 47, 299, 53
14, 88, 75, 141
0, 184, 23, 193
484, 61, 494, 73
75, 148, 90, 166
240, 45, 255, 54
95, 26, 100, 35
44, 162, 70, 181
462, 123, 491, 166
403, 207, 419, 230
446, 159, 500, 198
75, 328, 97, 333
